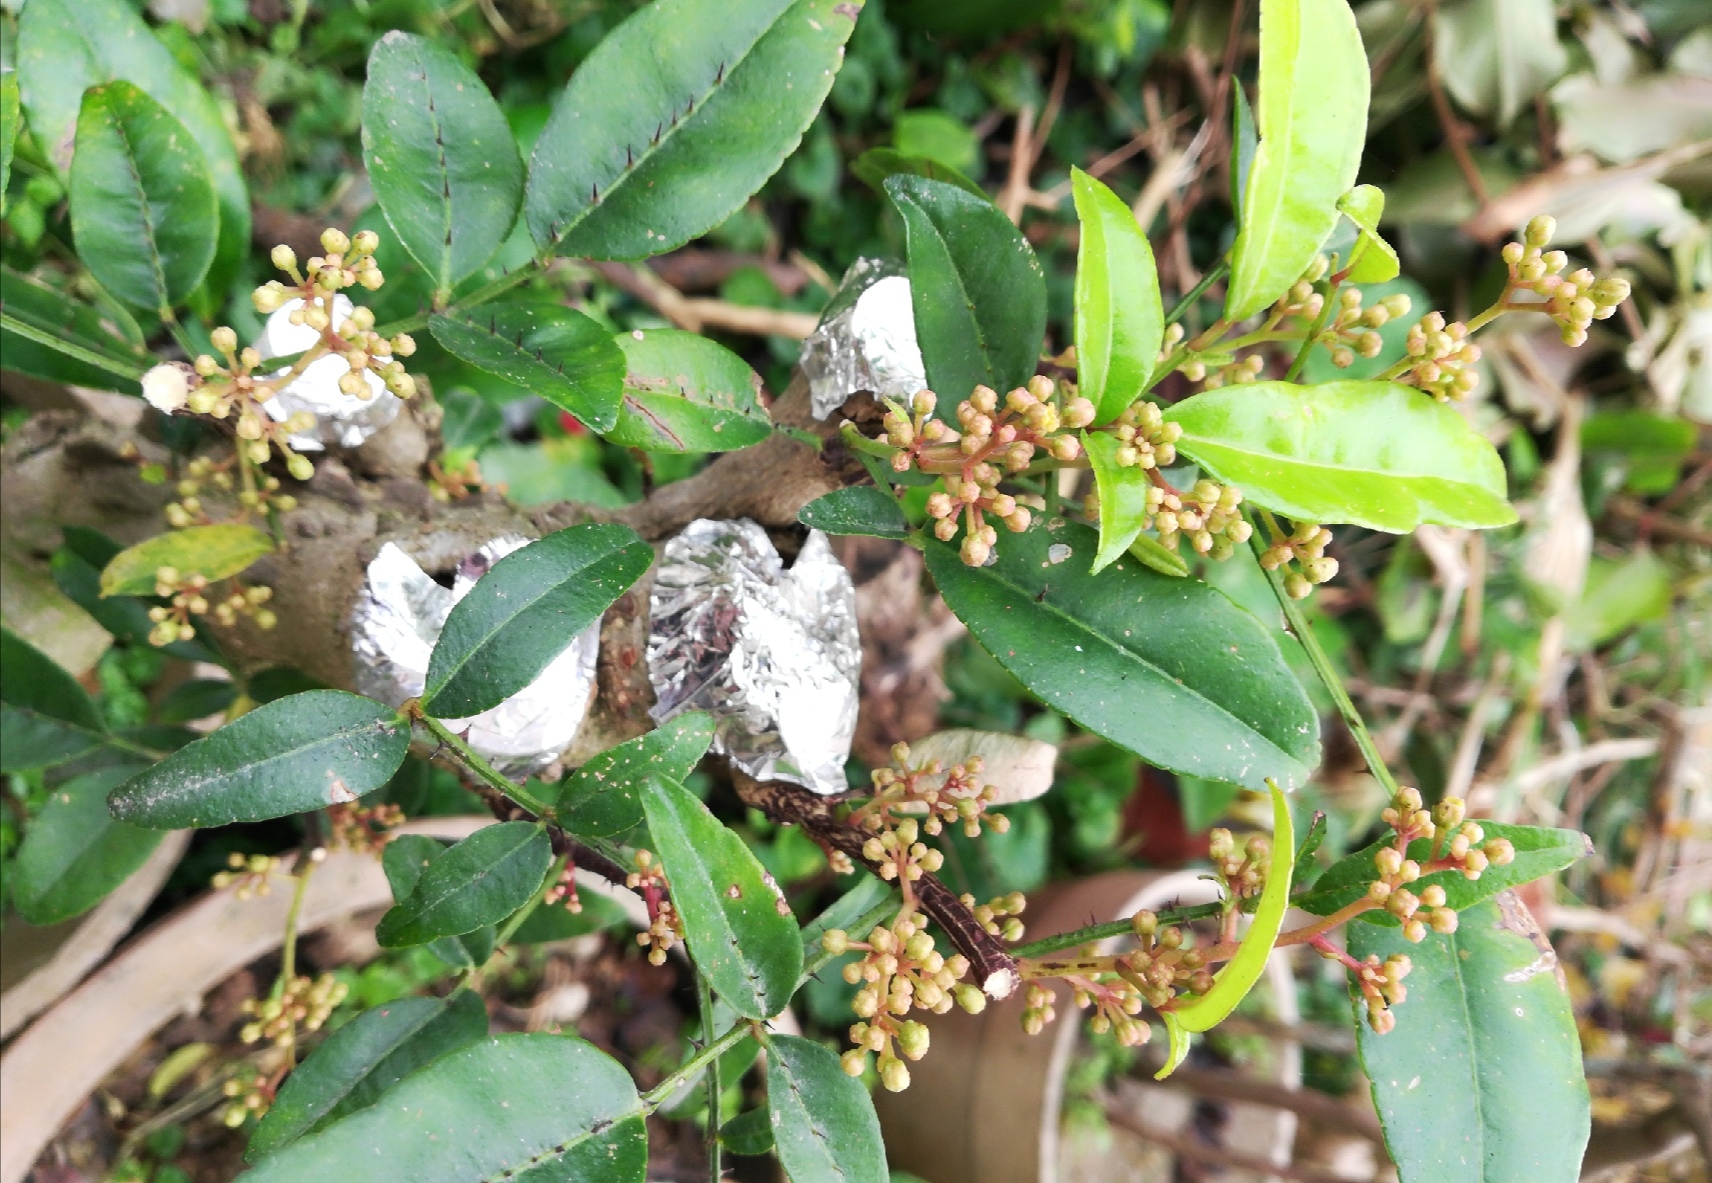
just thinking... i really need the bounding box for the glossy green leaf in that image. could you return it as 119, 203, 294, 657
1128, 530, 1191, 578
0, 266, 148, 393
1338, 185, 1400, 283
1297, 821, 1592, 924
429, 303, 628, 433
525, 0, 862, 260
362, 33, 524, 294
797, 487, 910, 539
100, 524, 274, 598
1166, 380, 1517, 531
241, 1033, 647, 1183
641, 776, 802, 1019
1229, 83, 1258, 220
13, 764, 163, 924
247, 991, 488, 1161
1564, 552, 1673, 653
379, 835, 499, 967
606, 328, 772, 452
1434, 0, 1567, 129
157, 679, 238, 725
421, 524, 653, 718
925, 519, 1319, 789
1351, 895, 1589, 1183
1224, 0, 1370, 321
1, 72, 19, 208
69, 82, 217, 316
765, 1035, 887, 1183
556, 711, 716, 838
719, 1107, 775, 1156
850, 147, 986, 199
376, 822, 553, 948
16, 0, 249, 291
1083, 430, 1163, 574
0, 628, 107, 772
885, 174, 1047, 399
108, 691, 409, 829
1071, 168, 1162, 425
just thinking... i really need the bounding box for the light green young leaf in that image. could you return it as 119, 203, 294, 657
429, 303, 628, 434
1, 72, 19, 210
362, 32, 523, 294
100, 524, 274, 597
12, 764, 162, 924
607, 328, 772, 452
1166, 380, 1517, 532
1071, 168, 1163, 425
1337, 185, 1400, 283
1435, 0, 1567, 129
108, 691, 410, 829
1351, 894, 1589, 1183
375, 822, 553, 948
69, 82, 218, 316
0, 628, 108, 772
525, 0, 862, 261
1563, 552, 1673, 652
1224, 0, 1370, 322
641, 776, 802, 1019
17, 0, 249, 290
766, 1035, 888, 1183
1229, 82, 1258, 220
1082, 429, 1164, 574
241, 1034, 647, 1183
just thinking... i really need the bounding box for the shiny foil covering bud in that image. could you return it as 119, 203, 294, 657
800, 256, 928, 420
646, 519, 861, 795
350, 535, 598, 778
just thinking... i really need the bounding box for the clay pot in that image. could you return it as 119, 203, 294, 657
874, 870, 1299, 1183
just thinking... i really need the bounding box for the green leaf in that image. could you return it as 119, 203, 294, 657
1434, 0, 1567, 129
850, 147, 986, 199
1, 71, 19, 209
12, 763, 163, 924
797, 487, 910, 539
1071, 168, 1162, 425
1351, 895, 1589, 1183
1082, 429, 1163, 574
17, 0, 250, 291
1564, 552, 1673, 653
606, 328, 772, 452
556, 712, 715, 838
108, 691, 409, 829
1224, 0, 1370, 321
376, 822, 552, 948
0, 628, 107, 772
1337, 185, 1400, 283
0, 266, 148, 393
641, 776, 802, 1019
430, 303, 627, 433
247, 991, 488, 1161
241, 1033, 647, 1183
157, 679, 238, 725
1297, 821, 1592, 924
362, 33, 524, 295
885, 174, 1047, 400
1229, 83, 1258, 220
1581, 410, 1697, 460
525, 0, 863, 260
1127, 530, 1191, 578
893, 109, 980, 176
719, 1107, 775, 1156
924, 519, 1319, 789
69, 82, 218, 316
1166, 380, 1517, 531
100, 524, 274, 598
765, 1035, 887, 1183
379, 835, 499, 966
421, 523, 653, 718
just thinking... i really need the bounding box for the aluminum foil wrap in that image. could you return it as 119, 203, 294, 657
255, 294, 400, 450
351, 535, 598, 778
647, 520, 860, 795
800, 257, 928, 420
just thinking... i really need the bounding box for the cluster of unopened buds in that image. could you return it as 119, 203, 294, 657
1180, 352, 1266, 389
147, 566, 275, 647
1209, 828, 1272, 901
239, 973, 347, 1048
625, 849, 683, 966
1260, 520, 1339, 599
1366, 788, 1515, 942
542, 863, 584, 914
1124, 476, 1251, 560
860, 817, 946, 885
965, 890, 1027, 942
822, 913, 981, 1090
851, 742, 1009, 840
1350, 952, 1413, 1034
211, 851, 288, 899
324, 802, 404, 854
1399, 311, 1482, 402
218, 1066, 272, 1128
1317, 287, 1411, 369
1099, 400, 1180, 470
1501, 216, 1631, 348
893, 378, 1092, 567
164, 454, 299, 529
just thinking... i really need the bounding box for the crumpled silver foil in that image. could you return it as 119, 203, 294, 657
647, 520, 861, 795
800, 257, 928, 420
351, 535, 599, 778
255, 294, 401, 450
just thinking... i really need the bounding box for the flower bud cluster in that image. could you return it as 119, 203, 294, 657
147, 566, 276, 647
252, 228, 387, 309
1019, 913, 1217, 1044
165, 454, 299, 531
1259, 520, 1338, 599
853, 742, 1009, 841
963, 890, 1028, 943
1209, 827, 1271, 901
1316, 287, 1411, 369
903, 378, 1093, 567
218, 1066, 272, 1128
1348, 951, 1412, 1034
211, 851, 287, 899
1101, 400, 1181, 470
1179, 352, 1267, 389
861, 816, 947, 884
625, 849, 683, 966
826, 912, 978, 1090
1365, 789, 1516, 943
1500, 216, 1631, 348
542, 863, 584, 914
1400, 311, 1482, 402
324, 801, 404, 854
238, 973, 346, 1048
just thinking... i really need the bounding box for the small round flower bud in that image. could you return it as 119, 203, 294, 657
286, 453, 315, 482
879, 1056, 910, 1092
321, 228, 351, 255
822, 929, 849, 956
210, 326, 238, 354
1525, 215, 1555, 247
1402, 919, 1428, 943
1430, 908, 1459, 934
271, 244, 297, 271
352, 229, 379, 254
841, 1049, 867, 1077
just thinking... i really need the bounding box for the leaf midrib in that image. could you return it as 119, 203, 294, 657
102, 92, 172, 315
123, 713, 390, 808
660, 794, 768, 1016
474, 1104, 645, 1183
394, 828, 537, 933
